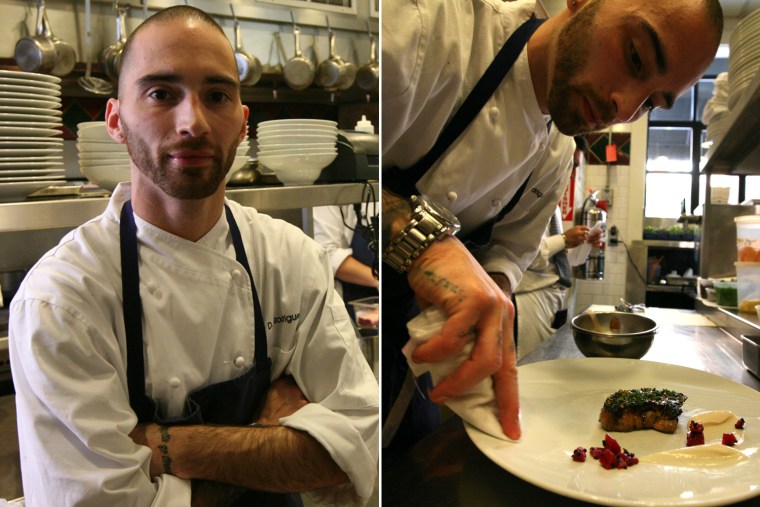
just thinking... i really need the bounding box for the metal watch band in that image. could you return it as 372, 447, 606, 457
383, 204, 457, 273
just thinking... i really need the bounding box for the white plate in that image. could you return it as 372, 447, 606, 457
0, 155, 62, 163
0, 98, 60, 109
0, 180, 64, 200
257, 118, 337, 128
0, 168, 65, 177
0, 121, 61, 129
465, 358, 760, 507
76, 144, 128, 153
0, 85, 62, 98
0, 148, 61, 157
0, 126, 61, 137
0, 138, 63, 147
0, 113, 63, 123
0, 174, 65, 182
0, 70, 61, 84
0, 106, 62, 116
0, 77, 61, 90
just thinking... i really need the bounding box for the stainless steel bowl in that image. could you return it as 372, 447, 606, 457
571, 312, 658, 359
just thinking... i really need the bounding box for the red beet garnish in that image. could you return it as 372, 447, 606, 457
735, 418, 745, 430
722, 433, 738, 446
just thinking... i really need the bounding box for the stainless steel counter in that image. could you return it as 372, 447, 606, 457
383, 309, 760, 506
0, 182, 378, 233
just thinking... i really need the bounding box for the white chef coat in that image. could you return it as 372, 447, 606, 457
9, 183, 379, 507
382, 0, 575, 290
313, 202, 378, 297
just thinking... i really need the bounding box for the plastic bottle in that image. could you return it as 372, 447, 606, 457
354, 115, 374, 134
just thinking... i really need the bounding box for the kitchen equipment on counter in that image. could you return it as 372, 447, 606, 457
14, 0, 56, 74
736, 262, 760, 312
101, 4, 129, 82
42, 8, 76, 77
78, 0, 113, 95
0, 269, 27, 308
318, 130, 378, 183
231, 4, 262, 87
714, 280, 738, 308
282, 14, 314, 91
700, 203, 756, 278
571, 311, 658, 359
579, 190, 606, 280
0, 69, 65, 201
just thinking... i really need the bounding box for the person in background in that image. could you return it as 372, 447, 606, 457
381, 0, 723, 457
313, 201, 379, 324
514, 136, 603, 359
9, 6, 378, 506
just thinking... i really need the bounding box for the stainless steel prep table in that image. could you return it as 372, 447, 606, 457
383, 308, 760, 507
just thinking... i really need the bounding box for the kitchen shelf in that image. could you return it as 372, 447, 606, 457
0, 181, 378, 234
702, 69, 760, 175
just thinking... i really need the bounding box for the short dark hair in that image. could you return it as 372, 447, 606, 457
574, 135, 588, 152
118, 6, 230, 91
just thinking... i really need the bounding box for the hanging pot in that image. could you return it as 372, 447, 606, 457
14, 0, 56, 73
316, 28, 347, 92
283, 25, 315, 91
231, 5, 262, 86
356, 33, 378, 92
43, 9, 76, 77
101, 6, 128, 82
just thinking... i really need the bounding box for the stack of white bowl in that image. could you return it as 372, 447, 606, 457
728, 8, 760, 110
256, 119, 338, 186
77, 121, 250, 191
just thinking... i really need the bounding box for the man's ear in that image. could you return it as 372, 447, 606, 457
567, 0, 589, 14
105, 98, 125, 144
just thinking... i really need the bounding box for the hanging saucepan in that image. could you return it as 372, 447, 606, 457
43, 9, 76, 77
101, 6, 129, 82
14, 0, 56, 74
315, 27, 346, 92
283, 23, 315, 91
231, 5, 262, 86
336, 50, 356, 91
356, 32, 378, 92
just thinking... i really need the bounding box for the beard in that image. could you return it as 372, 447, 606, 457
548, 0, 614, 135
121, 120, 238, 200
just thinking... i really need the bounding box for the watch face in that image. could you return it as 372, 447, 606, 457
415, 194, 461, 228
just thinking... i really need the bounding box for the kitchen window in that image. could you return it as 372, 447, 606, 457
645, 56, 730, 218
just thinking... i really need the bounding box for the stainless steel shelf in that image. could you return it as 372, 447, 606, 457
0, 182, 378, 234
702, 69, 760, 175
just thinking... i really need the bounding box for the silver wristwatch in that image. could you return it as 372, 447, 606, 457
383, 194, 461, 273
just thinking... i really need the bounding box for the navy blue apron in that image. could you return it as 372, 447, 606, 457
121, 200, 302, 506
381, 17, 544, 459
341, 205, 378, 320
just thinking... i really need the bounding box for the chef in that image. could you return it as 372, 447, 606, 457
9, 6, 378, 506
381, 0, 723, 456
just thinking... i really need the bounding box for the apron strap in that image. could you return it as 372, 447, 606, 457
225, 204, 270, 371
383, 17, 545, 198
120, 200, 155, 421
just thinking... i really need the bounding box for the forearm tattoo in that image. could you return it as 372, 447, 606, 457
418, 268, 464, 302
158, 425, 173, 475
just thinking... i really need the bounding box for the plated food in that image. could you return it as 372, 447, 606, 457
599, 388, 687, 433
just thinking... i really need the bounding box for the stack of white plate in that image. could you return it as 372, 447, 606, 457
706, 110, 731, 152
256, 119, 338, 185
77, 121, 250, 191
728, 8, 760, 110
0, 70, 64, 201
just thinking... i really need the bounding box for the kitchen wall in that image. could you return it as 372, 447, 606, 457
571, 117, 648, 314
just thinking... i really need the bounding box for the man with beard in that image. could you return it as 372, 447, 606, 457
9, 6, 378, 506
381, 0, 722, 457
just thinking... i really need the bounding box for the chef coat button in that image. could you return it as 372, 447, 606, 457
233, 356, 245, 368
491, 199, 501, 207
231, 269, 243, 282
153, 289, 163, 300
169, 377, 181, 388
146, 281, 157, 293
447, 191, 458, 202
488, 106, 500, 123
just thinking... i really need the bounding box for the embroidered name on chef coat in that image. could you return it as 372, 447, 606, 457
267, 313, 300, 329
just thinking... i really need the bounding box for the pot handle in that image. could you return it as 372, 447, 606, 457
35, 0, 47, 37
